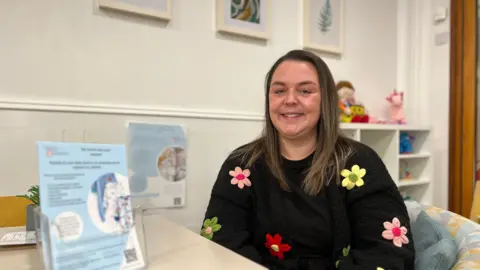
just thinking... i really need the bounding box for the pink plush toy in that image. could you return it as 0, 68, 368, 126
369, 116, 387, 124
386, 90, 406, 124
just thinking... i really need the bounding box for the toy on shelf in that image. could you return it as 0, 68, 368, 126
399, 132, 415, 154
336, 80, 370, 123
400, 160, 412, 180
386, 89, 406, 124
368, 116, 387, 124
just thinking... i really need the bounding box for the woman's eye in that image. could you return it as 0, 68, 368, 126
273, 89, 285, 94
299, 89, 312, 94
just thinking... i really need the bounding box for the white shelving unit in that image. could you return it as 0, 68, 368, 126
340, 123, 432, 204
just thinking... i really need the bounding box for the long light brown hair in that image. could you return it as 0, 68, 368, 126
231, 50, 354, 195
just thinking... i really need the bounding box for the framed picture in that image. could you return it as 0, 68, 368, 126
216, 0, 270, 40
303, 0, 344, 55
98, 0, 173, 21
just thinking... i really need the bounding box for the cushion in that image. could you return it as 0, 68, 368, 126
423, 204, 480, 247
410, 208, 457, 270
453, 231, 480, 269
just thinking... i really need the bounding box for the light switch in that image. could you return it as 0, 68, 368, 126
435, 31, 450, 46
434, 7, 448, 23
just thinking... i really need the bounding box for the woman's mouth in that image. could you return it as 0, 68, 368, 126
281, 113, 303, 119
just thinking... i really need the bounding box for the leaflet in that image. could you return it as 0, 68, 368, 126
37, 141, 145, 270
127, 122, 187, 209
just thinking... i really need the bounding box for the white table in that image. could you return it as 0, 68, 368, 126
0, 215, 266, 270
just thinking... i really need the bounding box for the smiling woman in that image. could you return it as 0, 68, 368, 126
200, 49, 415, 269
268, 60, 322, 160
257, 50, 345, 195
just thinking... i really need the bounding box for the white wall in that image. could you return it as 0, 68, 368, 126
0, 0, 450, 230
429, 0, 451, 210
0, 0, 397, 118
397, 0, 450, 209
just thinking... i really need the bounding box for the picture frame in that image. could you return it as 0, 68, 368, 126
216, 0, 270, 40
302, 0, 344, 55
98, 0, 173, 21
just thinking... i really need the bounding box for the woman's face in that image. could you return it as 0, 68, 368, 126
268, 60, 321, 141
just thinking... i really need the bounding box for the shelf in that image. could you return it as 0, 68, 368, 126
397, 178, 430, 187
339, 124, 433, 204
340, 123, 430, 131
399, 153, 431, 159
340, 128, 360, 141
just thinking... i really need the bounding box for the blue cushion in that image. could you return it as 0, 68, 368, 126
411, 210, 457, 270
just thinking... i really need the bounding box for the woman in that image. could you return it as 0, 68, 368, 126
200, 50, 415, 269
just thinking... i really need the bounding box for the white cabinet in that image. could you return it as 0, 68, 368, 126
341, 123, 432, 204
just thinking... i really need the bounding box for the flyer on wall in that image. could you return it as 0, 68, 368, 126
126, 122, 187, 209
37, 141, 145, 270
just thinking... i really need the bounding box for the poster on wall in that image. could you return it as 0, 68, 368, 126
216, 0, 270, 40
126, 122, 187, 209
302, 0, 344, 55
98, 0, 172, 21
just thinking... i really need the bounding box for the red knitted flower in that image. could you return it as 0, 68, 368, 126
265, 233, 291, 260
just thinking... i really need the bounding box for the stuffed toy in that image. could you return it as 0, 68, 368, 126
336, 81, 356, 105
336, 81, 369, 123
349, 104, 369, 123
386, 89, 406, 124
399, 132, 414, 154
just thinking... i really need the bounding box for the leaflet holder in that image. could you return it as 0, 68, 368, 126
33, 206, 150, 270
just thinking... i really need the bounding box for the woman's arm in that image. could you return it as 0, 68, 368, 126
339, 144, 415, 270
200, 156, 262, 263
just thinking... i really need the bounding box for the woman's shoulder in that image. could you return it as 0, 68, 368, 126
344, 139, 383, 166
224, 140, 266, 169
341, 138, 396, 194
211, 142, 266, 193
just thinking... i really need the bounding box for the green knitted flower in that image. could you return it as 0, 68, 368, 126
201, 217, 222, 240
335, 245, 351, 268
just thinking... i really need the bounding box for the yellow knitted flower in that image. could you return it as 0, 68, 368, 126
341, 165, 366, 190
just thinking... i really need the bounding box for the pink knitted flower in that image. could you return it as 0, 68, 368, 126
382, 217, 409, 247
229, 167, 251, 189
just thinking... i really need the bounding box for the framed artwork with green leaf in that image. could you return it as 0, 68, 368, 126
216, 0, 270, 40
302, 0, 344, 55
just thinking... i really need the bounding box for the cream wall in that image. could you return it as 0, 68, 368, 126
1, 0, 397, 118
0, 0, 450, 230
429, 0, 450, 210
397, 0, 451, 209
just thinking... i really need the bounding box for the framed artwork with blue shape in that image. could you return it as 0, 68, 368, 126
216, 0, 270, 40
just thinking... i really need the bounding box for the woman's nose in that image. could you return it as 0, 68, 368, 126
285, 90, 297, 104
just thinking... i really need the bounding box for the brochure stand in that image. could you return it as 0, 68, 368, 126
33, 206, 149, 270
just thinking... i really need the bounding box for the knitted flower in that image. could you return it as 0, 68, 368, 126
265, 233, 291, 260
341, 164, 366, 190
335, 245, 350, 268
201, 217, 221, 240
382, 217, 409, 247
229, 166, 252, 189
